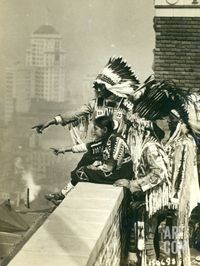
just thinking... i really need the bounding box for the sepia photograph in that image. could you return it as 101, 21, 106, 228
0, 0, 200, 265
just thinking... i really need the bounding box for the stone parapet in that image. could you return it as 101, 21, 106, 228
155, 0, 200, 17
8, 183, 127, 266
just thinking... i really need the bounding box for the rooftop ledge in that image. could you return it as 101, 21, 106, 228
8, 183, 125, 266
154, 0, 200, 16
154, 0, 200, 7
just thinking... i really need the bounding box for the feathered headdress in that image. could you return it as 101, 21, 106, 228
133, 77, 200, 145
133, 77, 190, 122
94, 56, 140, 98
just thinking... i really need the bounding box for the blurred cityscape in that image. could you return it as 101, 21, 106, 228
0, 24, 93, 212
0, 24, 95, 262
0, 2, 155, 264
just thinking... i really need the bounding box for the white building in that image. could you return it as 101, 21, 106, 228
26, 25, 66, 102
4, 25, 66, 124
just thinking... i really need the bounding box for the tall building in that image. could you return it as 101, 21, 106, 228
26, 24, 66, 102
3, 24, 66, 124
4, 68, 15, 124
4, 66, 34, 124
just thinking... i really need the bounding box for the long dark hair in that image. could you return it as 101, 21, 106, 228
94, 116, 114, 136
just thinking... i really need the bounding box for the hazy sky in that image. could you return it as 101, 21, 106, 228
0, 0, 155, 94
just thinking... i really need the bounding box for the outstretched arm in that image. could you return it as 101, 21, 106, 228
58, 100, 95, 126
50, 143, 88, 156
32, 119, 57, 134
50, 147, 72, 156
32, 99, 95, 134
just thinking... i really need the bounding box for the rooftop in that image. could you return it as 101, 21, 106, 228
33, 25, 59, 35
7, 183, 124, 266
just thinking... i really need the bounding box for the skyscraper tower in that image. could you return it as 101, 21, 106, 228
4, 65, 35, 124
26, 25, 66, 102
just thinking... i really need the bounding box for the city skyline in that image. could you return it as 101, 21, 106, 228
26, 24, 66, 102
0, 0, 155, 99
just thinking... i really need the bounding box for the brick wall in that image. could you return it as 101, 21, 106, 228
94, 208, 121, 266
154, 17, 200, 92
93, 193, 129, 266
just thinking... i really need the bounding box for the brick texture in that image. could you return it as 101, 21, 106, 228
93, 192, 129, 266
154, 17, 200, 93
94, 211, 121, 266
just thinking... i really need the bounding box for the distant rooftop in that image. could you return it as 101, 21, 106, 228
33, 25, 59, 35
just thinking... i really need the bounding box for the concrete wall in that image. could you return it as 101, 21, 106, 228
8, 183, 128, 266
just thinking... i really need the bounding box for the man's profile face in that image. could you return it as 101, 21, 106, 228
167, 114, 179, 133
93, 82, 113, 99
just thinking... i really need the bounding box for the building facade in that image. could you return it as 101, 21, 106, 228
4, 67, 34, 124
154, 0, 200, 92
4, 25, 66, 124
26, 25, 66, 102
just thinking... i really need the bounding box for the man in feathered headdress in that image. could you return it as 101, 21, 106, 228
163, 109, 200, 266
32, 56, 140, 140
32, 57, 140, 203
115, 114, 170, 265
124, 77, 200, 265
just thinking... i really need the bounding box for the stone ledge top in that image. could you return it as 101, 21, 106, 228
155, 0, 200, 7
8, 183, 124, 266
155, 0, 200, 16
